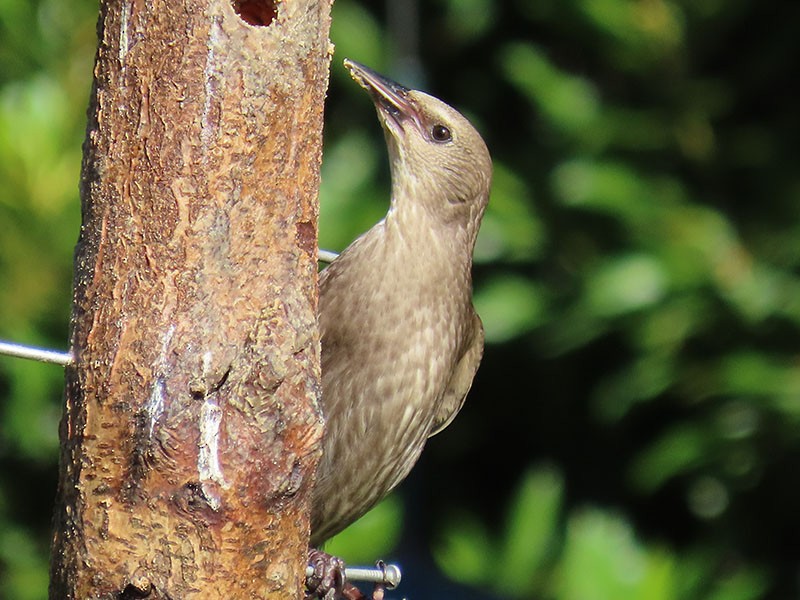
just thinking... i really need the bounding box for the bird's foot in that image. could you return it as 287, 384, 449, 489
305, 549, 369, 599
306, 548, 346, 600
306, 552, 400, 600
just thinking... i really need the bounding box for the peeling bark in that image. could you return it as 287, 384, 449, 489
50, 0, 332, 598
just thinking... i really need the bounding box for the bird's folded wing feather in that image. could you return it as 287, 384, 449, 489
428, 312, 484, 438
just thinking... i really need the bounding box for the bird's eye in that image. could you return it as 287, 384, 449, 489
431, 124, 452, 143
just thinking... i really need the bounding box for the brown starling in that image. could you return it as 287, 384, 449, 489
311, 59, 492, 547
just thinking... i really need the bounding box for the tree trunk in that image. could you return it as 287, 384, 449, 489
50, 1, 331, 598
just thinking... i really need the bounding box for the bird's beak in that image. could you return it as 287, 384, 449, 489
344, 59, 422, 135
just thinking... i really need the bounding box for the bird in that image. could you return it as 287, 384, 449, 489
308, 58, 491, 589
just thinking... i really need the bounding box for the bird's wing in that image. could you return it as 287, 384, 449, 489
428, 312, 484, 438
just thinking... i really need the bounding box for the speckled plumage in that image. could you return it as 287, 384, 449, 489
310, 61, 492, 546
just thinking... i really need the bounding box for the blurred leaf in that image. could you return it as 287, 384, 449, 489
585, 254, 668, 317
433, 510, 494, 587
557, 509, 676, 600
474, 275, 546, 343
330, 1, 384, 77
705, 569, 769, 600
476, 162, 546, 263
686, 475, 729, 520
496, 466, 564, 595
0, 525, 49, 600
552, 159, 667, 228
537, 298, 609, 356
577, 0, 685, 66
719, 352, 800, 400
1, 357, 62, 461
594, 354, 675, 422
500, 43, 601, 140
440, 0, 497, 42
628, 423, 708, 493
319, 130, 386, 250
323, 495, 403, 564
634, 297, 705, 353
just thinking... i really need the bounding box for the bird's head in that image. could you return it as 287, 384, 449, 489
345, 59, 491, 239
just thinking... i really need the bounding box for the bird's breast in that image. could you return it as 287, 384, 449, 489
311, 227, 474, 541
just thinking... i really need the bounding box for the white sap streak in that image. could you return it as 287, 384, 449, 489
147, 378, 165, 439
146, 324, 175, 438
119, 2, 130, 64
202, 350, 213, 379
198, 396, 227, 509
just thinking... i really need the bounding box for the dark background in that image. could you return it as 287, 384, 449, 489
1, 0, 799, 598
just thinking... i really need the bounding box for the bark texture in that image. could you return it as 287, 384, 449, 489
50, 0, 332, 598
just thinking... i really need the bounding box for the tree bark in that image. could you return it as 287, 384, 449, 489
50, 0, 331, 598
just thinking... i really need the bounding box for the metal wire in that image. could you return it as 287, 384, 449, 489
0, 340, 72, 366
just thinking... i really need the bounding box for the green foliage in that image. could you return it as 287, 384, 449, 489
0, 524, 50, 600
474, 275, 547, 343
435, 467, 769, 600
323, 495, 404, 565
2, 0, 799, 598
434, 467, 563, 594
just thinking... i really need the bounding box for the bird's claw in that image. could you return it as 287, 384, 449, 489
306, 548, 346, 600
306, 552, 402, 600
